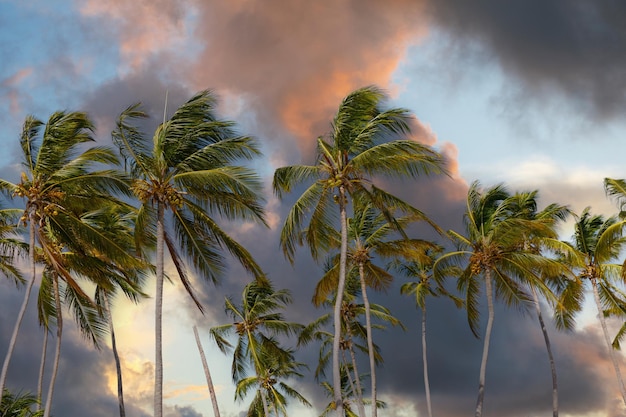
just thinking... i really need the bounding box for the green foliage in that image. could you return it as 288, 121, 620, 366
0, 390, 43, 417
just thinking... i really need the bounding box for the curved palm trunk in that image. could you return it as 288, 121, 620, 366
0, 218, 37, 404
37, 329, 49, 411
155, 202, 165, 417
332, 186, 349, 417
103, 292, 126, 417
475, 271, 495, 417
531, 286, 558, 417
43, 276, 62, 417
358, 262, 377, 417
591, 279, 626, 406
192, 325, 221, 417
421, 304, 433, 417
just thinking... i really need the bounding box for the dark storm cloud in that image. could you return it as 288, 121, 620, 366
372, 294, 613, 417
425, 0, 626, 121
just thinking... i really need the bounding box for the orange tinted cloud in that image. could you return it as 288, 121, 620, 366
189, 0, 430, 158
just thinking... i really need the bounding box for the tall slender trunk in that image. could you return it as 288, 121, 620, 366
37, 329, 49, 411
103, 292, 126, 417
358, 262, 376, 417
0, 217, 37, 404
332, 186, 348, 417
192, 325, 221, 417
591, 278, 626, 406
155, 202, 165, 417
531, 286, 558, 417
340, 349, 359, 416
43, 276, 62, 417
344, 323, 366, 417
260, 387, 270, 417
475, 271, 494, 417
422, 304, 433, 417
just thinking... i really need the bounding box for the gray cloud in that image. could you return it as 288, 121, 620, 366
424, 0, 626, 122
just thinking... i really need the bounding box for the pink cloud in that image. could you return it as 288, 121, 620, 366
78, 0, 192, 72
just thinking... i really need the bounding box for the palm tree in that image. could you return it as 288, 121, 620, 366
395, 246, 461, 417
112, 90, 267, 417
0, 111, 129, 409
273, 85, 446, 416
312, 197, 438, 417
211, 279, 304, 415
564, 207, 626, 407
37, 216, 145, 417
300, 282, 401, 417
506, 190, 573, 417
235, 340, 311, 416
433, 181, 564, 417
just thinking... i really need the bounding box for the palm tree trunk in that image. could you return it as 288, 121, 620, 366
358, 262, 377, 417
531, 286, 558, 417
345, 332, 366, 417
192, 325, 221, 417
43, 276, 62, 417
332, 186, 349, 417
37, 328, 49, 411
340, 349, 359, 412
475, 271, 495, 417
422, 304, 433, 417
103, 292, 126, 417
591, 278, 626, 406
0, 218, 37, 404
155, 202, 165, 417
260, 387, 270, 417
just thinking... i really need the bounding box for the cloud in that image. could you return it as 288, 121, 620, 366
184, 0, 432, 160
3, 2, 625, 416
78, 0, 197, 74
424, 0, 626, 121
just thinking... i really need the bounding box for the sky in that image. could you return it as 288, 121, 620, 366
1, 1, 626, 416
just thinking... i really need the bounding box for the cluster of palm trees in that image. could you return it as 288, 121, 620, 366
0, 91, 266, 417
1, 84, 626, 417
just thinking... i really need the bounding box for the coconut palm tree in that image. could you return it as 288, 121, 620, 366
36, 208, 146, 417
433, 181, 564, 417
0, 111, 130, 408
312, 197, 438, 416
564, 207, 626, 407
506, 190, 574, 417
235, 340, 311, 416
211, 279, 304, 415
300, 280, 401, 417
273, 85, 446, 416
395, 246, 461, 417
112, 90, 267, 417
